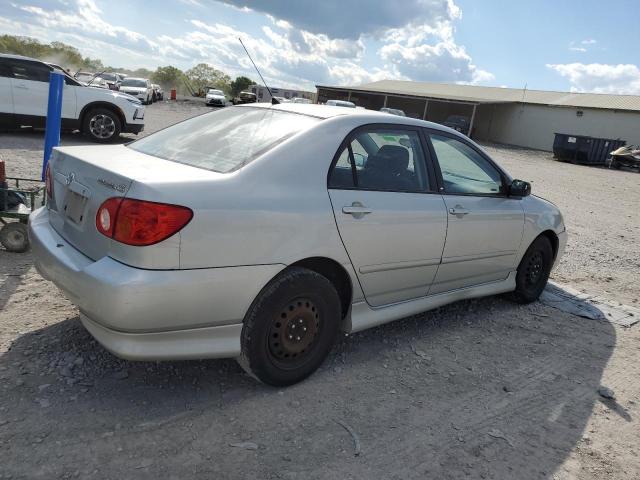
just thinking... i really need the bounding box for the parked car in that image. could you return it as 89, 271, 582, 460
74, 71, 108, 89
29, 103, 566, 386
0, 54, 145, 143
272, 96, 289, 103
380, 107, 406, 116
443, 114, 470, 134
151, 84, 163, 101
326, 99, 356, 108
99, 72, 123, 91
231, 91, 257, 105
205, 88, 226, 106
292, 97, 311, 104
119, 77, 154, 105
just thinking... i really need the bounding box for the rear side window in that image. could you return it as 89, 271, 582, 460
129, 107, 320, 173
9, 61, 51, 82
329, 128, 430, 192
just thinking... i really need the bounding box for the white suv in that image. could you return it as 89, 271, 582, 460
0, 54, 145, 143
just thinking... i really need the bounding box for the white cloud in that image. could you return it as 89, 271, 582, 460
581, 39, 597, 45
3, 0, 494, 90
569, 47, 587, 52
546, 63, 640, 95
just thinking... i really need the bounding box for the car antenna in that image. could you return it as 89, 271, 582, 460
238, 37, 279, 105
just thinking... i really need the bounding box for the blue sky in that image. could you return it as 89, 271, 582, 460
1, 0, 639, 94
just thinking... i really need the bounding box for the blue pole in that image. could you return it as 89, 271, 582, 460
41, 71, 65, 181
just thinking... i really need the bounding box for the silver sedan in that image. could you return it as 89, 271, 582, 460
29, 103, 566, 385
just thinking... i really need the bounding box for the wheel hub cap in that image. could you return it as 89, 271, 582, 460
269, 298, 320, 361
525, 251, 544, 285
89, 114, 115, 139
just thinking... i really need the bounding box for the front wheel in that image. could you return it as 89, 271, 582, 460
513, 236, 553, 304
83, 108, 121, 143
238, 267, 342, 386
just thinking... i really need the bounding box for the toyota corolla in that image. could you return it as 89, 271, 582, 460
29, 103, 566, 386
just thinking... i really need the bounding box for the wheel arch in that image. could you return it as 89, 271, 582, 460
539, 229, 559, 262
290, 257, 353, 320
79, 102, 126, 132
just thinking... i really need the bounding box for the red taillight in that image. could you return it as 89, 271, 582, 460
96, 198, 192, 246
45, 164, 53, 200
95, 197, 122, 237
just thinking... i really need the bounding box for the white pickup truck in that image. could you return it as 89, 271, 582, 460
0, 54, 145, 143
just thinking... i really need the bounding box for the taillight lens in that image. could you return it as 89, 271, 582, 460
96, 198, 193, 246
45, 164, 53, 200
95, 197, 122, 238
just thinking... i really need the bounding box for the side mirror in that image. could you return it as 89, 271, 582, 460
509, 179, 531, 197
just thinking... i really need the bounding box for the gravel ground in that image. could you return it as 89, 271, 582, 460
1, 101, 639, 479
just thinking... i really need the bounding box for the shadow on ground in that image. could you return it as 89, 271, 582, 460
0, 293, 616, 479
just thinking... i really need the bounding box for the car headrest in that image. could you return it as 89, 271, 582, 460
365, 145, 410, 175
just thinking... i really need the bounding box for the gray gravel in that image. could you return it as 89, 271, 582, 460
1, 101, 639, 479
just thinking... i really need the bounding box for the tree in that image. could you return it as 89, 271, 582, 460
229, 76, 255, 97
151, 66, 184, 89
185, 63, 231, 95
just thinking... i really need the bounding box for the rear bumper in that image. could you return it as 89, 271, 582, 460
81, 314, 242, 360
29, 207, 284, 359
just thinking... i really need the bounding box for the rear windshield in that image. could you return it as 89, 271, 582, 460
122, 79, 146, 87
128, 107, 320, 173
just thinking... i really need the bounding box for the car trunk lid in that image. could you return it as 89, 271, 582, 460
47, 144, 221, 266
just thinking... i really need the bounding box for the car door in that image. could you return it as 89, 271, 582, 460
328, 125, 447, 307
0, 58, 15, 129
427, 131, 524, 294
8, 59, 77, 126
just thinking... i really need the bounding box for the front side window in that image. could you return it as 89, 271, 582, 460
430, 133, 504, 195
329, 128, 429, 192
129, 107, 319, 173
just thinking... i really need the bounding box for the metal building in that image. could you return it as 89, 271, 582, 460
316, 80, 640, 151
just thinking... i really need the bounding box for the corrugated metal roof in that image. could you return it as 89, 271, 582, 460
316, 80, 640, 112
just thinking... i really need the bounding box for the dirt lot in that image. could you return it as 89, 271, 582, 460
1, 101, 639, 479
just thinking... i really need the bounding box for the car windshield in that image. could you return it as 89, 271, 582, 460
76, 73, 93, 81
121, 79, 146, 87
101, 73, 116, 81
128, 107, 320, 173
208, 89, 223, 95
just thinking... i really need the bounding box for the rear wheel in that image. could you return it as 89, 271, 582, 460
238, 267, 342, 386
513, 236, 553, 304
83, 108, 121, 143
0, 222, 29, 253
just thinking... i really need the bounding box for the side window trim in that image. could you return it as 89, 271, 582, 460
347, 143, 358, 187
424, 128, 510, 197
327, 122, 437, 194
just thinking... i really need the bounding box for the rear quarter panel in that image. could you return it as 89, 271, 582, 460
177, 116, 356, 270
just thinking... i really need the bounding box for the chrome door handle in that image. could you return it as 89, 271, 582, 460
449, 206, 470, 216
342, 202, 372, 218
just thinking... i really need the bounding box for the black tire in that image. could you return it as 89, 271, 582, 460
609, 159, 621, 170
0, 223, 29, 253
152, 93, 157, 103
513, 236, 553, 304
83, 107, 121, 143
238, 267, 342, 386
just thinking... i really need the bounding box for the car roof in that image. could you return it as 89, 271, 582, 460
123, 77, 147, 81
236, 102, 459, 134
0, 53, 45, 62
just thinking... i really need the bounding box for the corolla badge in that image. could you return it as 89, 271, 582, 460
65, 172, 76, 185
97, 178, 127, 193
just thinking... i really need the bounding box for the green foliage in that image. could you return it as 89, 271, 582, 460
185, 63, 231, 95
230, 76, 255, 97
0, 35, 99, 71
0, 35, 260, 98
